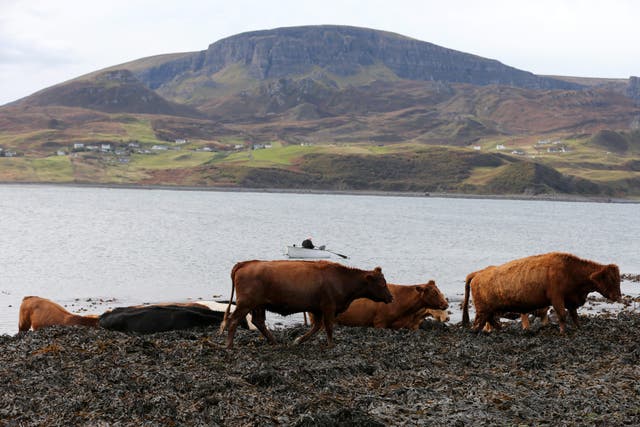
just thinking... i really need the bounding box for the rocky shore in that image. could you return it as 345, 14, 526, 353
2, 309, 640, 426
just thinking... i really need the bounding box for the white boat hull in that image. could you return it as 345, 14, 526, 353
284, 246, 331, 259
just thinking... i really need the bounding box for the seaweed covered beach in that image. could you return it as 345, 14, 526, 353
2, 307, 640, 426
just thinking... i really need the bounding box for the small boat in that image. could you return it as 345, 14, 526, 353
284, 245, 331, 259
284, 244, 349, 259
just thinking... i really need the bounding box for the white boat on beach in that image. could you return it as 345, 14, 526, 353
284, 245, 348, 259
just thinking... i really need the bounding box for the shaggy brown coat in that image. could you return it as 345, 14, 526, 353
462, 252, 621, 333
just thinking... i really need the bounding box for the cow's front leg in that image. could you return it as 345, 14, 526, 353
322, 311, 336, 348
294, 313, 323, 345
552, 299, 568, 333
568, 307, 580, 328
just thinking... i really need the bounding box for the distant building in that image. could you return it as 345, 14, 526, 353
151, 145, 168, 151
234, 144, 244, 150
511, 150, 525, 156
174, 139, 187, 145
496, 144, 506, 150
472, 145, 481, 150
73, 143, 85, 150
101, 144, 112, 152
128, 142, 140, 148
56, 150, 66, 156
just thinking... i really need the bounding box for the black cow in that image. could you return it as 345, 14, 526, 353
99, 304, 249, 334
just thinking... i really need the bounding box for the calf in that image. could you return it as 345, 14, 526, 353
18, 296, 99, 331
462, 252, 621, 333
331, 281, 448, 330
220, 260, 393, 349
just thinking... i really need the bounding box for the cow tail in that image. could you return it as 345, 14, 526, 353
219, 263, 241, 335
462, 273, 473, 327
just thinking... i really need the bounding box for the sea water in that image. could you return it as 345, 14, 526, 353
1, 184, 638, 334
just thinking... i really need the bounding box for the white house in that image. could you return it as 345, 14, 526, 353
101, 144, 112, 152
496, 144, 506, 150
73, 143, 85, 150
174, 139, 187, 145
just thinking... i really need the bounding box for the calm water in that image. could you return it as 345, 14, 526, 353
1, 184, 638, 335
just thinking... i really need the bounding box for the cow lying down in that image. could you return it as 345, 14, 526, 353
100, 302, 254, 334
326, 281, 449, 330
462, 252, 621, 333
19, 296, 100, 331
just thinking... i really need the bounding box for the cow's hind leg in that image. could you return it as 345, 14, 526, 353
473, 312, 492, 333
251, 308, 277, 345
294, 313, 323, 345
225, 307, 252, 349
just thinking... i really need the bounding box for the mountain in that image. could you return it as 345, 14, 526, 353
20, 69, 202, 118
1, 25, 639, 198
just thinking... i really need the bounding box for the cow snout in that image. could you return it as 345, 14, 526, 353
383, 289, 393, 304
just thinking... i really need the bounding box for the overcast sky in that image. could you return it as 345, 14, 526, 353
1, 0, 639, 106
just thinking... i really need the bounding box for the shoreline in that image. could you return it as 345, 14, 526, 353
1, 180, 637, 204
3, 312, 640, 425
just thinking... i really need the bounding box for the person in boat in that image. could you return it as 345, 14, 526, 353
302, 237, 314, 249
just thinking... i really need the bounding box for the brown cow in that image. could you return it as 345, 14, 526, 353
220, 260, 393, 349
462, 252, 621, 333
424, 308, 450, 323
330, 281, 448, 330
19, 296, 100, 331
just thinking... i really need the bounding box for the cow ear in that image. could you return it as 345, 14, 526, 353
374, 267, 382, 274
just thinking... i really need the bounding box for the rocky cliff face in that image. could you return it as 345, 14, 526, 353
132, 25, 582, 93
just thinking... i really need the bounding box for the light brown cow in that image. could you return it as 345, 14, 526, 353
424, 308, 450, 323
462, 252, 621, 333
330, 281, 448, 330
220, 260, 393, 349
19, 296, 100, 331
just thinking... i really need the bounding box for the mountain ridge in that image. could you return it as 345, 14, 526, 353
1, 25, 639, 198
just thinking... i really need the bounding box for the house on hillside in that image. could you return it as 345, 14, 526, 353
151, 145, 168, 151
496, 144, 506, 150
101, 144, 112, 152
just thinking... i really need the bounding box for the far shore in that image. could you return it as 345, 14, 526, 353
1, 181, 638, 204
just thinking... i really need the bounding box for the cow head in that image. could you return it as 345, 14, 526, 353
424, 308, 450, 322
417, 280, 449, 310
365, 267, 393, 304
590, 264, 621, 302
